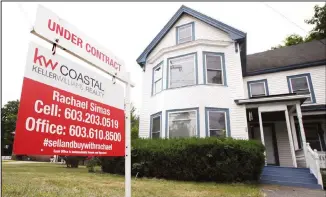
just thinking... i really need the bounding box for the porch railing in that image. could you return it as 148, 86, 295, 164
306, 143, 323, 188
318, 151, 326, 169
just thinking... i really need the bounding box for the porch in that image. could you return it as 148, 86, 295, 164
235, 93, 325, 189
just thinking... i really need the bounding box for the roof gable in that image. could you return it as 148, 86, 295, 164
136, 5, 246, 67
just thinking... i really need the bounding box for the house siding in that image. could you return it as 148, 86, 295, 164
275, 121, 293, 167
243, 65, 326, 106
148, 14, 232, 60
139, 18, 247, 139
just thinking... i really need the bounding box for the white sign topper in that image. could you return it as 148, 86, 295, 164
32, 5, 126, 81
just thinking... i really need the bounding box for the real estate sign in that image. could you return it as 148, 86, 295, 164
13, 42, 125, 156
32, 5, 127, 81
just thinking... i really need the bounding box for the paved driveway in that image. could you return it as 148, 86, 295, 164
261, 185, 325, 197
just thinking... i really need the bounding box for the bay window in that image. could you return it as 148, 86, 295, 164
205, 108, 230, 137
203, 52, 225, 85
167, 109, 198, 138
152, 62, 163, 95
150, 112, 162, 138
168, 53, 197, 88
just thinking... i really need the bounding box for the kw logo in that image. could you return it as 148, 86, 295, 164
33, 48, 58, 70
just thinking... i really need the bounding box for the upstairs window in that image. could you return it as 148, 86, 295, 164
176, 23, 194, 44
152, 62, 163, 95
248, 80, 268, 98
168, 54, 197, 88
287, 74, 315, 103
150, 113, 161, 139
204, 53, 225, 85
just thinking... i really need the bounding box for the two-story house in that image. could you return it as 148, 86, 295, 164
136, 5, 326, 189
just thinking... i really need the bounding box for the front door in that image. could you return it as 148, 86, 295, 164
253, 126, 277, 165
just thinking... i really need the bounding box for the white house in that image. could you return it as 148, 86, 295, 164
136, 5, 326, 189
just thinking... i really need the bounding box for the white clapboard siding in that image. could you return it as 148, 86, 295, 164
243, 65, 326, 105
139, 14, 247, 139
275, 121, 294, 167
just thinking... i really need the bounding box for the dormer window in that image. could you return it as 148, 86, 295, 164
176, 22, 194, 44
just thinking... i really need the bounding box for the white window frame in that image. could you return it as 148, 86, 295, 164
152, 64, 163, 95
151, 114, 161, 138
168, 54, 196, 89
207, 111, 227, 137
167, 109, 197, 138
204, 54, 224, 85
177, 23, 193, 44
289, 76, 313, 103
249, 81, 267, 98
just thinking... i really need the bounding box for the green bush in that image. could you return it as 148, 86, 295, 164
64, 156, 86, 168
100, 137, 265, 182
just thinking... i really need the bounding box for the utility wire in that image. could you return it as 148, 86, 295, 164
262, 2, 326, 45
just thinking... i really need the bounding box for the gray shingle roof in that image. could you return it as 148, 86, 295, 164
246, 39, 326, 74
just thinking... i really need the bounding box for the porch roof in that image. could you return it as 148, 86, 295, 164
234, 92, 310, 105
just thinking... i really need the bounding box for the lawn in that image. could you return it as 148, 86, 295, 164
2, 162, 263, 197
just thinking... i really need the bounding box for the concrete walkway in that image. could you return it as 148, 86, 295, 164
261, 185, 325, 197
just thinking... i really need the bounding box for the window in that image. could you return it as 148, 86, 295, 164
287, 74, 315, 103
204, 53, 225, 85
176, 23, 194, 44
205, 108, 230, 137
152, 63, 163, 95
150, 113, 161, 138
248, 80, 268, 98
168, 54, 196, 88
168, 109, 198, 138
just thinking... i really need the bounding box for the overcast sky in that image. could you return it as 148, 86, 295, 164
2, 2, 324, 112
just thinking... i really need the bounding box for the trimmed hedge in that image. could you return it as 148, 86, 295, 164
100, 137, 265, 182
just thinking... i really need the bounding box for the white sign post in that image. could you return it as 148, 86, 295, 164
31, 4, 133, 197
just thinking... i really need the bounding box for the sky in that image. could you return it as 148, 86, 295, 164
2, 2, 325, 113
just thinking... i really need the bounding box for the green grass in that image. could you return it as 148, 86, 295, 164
2, 163, 262, 197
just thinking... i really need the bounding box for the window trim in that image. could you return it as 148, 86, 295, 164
203, 52, 227, 86
205, 107, 231, 137
165, 107, 200, 138
151, 61, 163, 96
247, 79, 269, 98
150, 111, 162, 138
287, 73, 316, 104
166, 52, 198, 89
176, 22, 195, 45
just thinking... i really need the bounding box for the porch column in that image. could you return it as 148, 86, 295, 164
296, 103, 308, 167
290, 115, 299, 150
285, 108, 297, 167
258, 110, 266, 166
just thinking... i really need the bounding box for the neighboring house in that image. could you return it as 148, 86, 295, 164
136, 5, 326, 189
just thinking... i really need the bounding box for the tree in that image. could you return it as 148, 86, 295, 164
271, 4, 326, 49
304, 4, 326, 41
271, 34, 305, 49
130, 104, 139, 139
1, 100, 20, 155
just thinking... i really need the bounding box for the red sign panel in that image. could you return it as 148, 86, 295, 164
13, 42, 125, 156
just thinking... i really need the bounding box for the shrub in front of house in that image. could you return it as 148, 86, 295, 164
100, 137, 265, 182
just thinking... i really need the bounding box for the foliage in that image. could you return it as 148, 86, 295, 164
131, 104, 139, 140
86, 157, 101, 172
63, 156, 86, 168
100, 137, 265, 183
1, 100, 20, 155
304, 4, 326, 41
271, 4, 326, 49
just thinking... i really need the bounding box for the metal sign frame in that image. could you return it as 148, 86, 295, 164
30, 4, 133, 197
